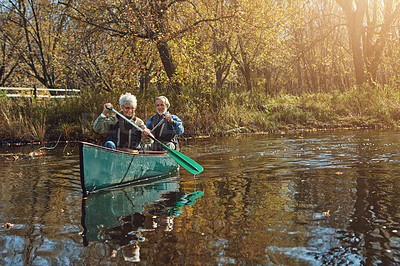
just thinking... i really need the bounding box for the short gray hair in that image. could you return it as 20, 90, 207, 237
120, 93, 137, 108
156, 96, 170, 108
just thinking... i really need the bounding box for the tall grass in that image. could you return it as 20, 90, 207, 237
178, 83, 400, 136
0, 91, 110, 143
0, 84, 399, 144
1, 109, 46, 142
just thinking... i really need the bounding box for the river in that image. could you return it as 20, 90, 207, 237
1, 129, 400, 265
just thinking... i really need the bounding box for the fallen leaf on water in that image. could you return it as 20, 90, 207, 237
111, 250, 117, 258
2, 223, 14, 229
29, 150, 44, 157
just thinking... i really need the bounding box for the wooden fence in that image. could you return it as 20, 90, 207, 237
0, 86, 80, 99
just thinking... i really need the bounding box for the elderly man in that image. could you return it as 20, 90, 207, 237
142, 96, 184, 151
93, 92, 152, 150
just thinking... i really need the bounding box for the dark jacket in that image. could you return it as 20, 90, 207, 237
146, 113, 184, 149
106, 116, 142, 149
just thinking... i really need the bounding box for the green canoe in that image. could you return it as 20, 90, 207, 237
79, 142, 179, 194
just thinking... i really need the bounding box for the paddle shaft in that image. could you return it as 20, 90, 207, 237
108, 107, 160, 144
152, 117, 166, 132
107, 106, 203, 175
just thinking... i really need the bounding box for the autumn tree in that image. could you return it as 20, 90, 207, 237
0, 5, 21, 86
0, 0, 74, 93
177, 0, 289, 94
335, 0, 400, 86
380, 14, 400, 86
285, 0, 353, 93
61, 0, 180, 94
62, 0, 237, 96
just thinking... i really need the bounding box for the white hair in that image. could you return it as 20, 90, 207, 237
120, 93, 137, 108
156, 96, 170, 108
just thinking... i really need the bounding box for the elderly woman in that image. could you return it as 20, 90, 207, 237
142, 96, 184, 151
93, 93, 152, 150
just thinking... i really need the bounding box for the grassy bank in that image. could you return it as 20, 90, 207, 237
1, 85, 400, 145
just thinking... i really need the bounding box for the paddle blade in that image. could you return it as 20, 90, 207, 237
163, 145, 203, 175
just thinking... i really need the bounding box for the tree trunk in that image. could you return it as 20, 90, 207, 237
349, 18, 367, 86
152, 0, 181, 95
214, 40, 231, 90
238, 37, 252, 91
336, 0, 400, 86
363, 0, 400, 84
242, 64, 252, 91
156, 41, 181, 94
336, 0, 367, 86
156, 41, 176, 80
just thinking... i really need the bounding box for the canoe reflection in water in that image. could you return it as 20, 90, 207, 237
80, 174, 203, 263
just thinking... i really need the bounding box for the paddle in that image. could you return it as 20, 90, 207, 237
107, 106, 203, 175
152, 117, 166, 132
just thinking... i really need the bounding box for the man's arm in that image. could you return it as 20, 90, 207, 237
170, 115, 184, 135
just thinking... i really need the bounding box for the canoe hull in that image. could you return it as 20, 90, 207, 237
79, 142, 179, 194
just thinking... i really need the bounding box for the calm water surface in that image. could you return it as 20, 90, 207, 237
1, 130, 400, 265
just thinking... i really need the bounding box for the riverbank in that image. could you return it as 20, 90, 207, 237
1, 86, 399, 146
